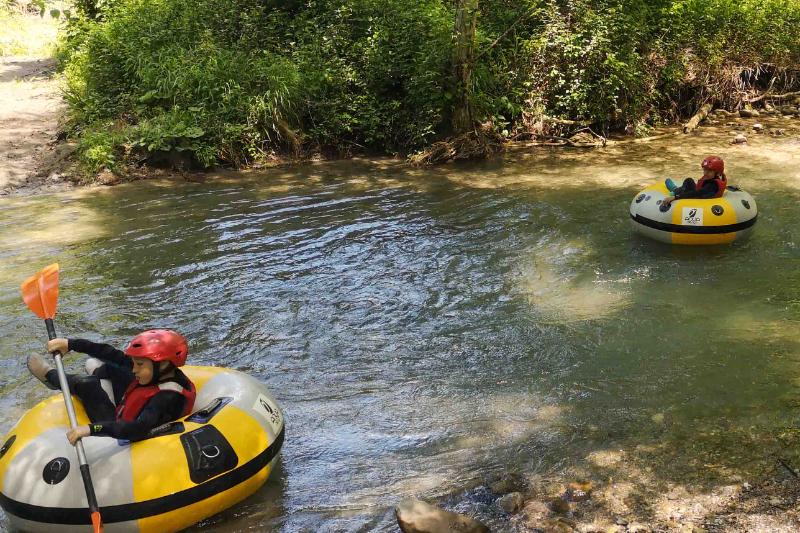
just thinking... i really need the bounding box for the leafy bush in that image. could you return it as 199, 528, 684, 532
60, 0, 456, 171
77, 125, 120, 173
59, 0, 800, 172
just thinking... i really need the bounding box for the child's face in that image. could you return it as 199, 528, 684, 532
131, 356, 155, 385
702, 167, 716, 179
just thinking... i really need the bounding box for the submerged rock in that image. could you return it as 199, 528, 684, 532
498, 491, 525, 514
732, 133, 747, 144
488, 472, 527, 495
739, 108, 760, 118
395, 499, 489, 533
549, 496, 571, 514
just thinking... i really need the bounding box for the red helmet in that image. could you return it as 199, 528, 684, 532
124, 329, 188, 367
701, 156, 724, 174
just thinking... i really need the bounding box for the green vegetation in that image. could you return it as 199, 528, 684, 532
0, 3, 63, 57
56, 0, 800, 174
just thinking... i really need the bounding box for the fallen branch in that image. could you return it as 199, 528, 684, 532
745, 90, 800, 103
683, 103, 713, 133
542, 116, 593, 126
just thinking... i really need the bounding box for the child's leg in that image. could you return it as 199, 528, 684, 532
28, 353, 118, 422
91, 362, 135, 405
68, 375, 117, 422
85, 358, 114, 404
37, 364, 116, 421
673, 178, 696, 196
69, 361, 134, 422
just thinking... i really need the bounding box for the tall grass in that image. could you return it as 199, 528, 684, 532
0, 7, 62, 57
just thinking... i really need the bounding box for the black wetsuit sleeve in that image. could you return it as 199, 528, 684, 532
68, 338, 131, 369
88, 391, 186, 441
675, 180, 719, 200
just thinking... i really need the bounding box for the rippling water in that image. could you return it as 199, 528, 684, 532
1, 130, 799, 531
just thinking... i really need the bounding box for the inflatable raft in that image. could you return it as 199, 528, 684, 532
629, 182, 757, 245
0, 365, 284, 533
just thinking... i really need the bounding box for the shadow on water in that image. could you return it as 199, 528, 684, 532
0, 128, 799, 531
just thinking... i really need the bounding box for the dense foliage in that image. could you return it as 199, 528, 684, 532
58, 0, 800, 172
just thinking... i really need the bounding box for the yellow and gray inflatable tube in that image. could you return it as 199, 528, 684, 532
0, 366, 284, 532
630, 182, 757, 245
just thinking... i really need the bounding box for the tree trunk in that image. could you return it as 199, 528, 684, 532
452, 0, 478, 134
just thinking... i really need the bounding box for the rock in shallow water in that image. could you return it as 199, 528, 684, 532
395, 498, 489, 533
497, 492, 525, 514
488, 472, 527, 495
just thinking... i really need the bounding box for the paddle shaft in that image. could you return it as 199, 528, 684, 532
44, 318, 102, 522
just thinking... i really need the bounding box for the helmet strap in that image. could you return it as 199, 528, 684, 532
151, 360, 163, 383
151, 361, 176, 383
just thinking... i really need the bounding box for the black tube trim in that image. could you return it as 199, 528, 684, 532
0, 424, 285, 525
631, 213, 757, 234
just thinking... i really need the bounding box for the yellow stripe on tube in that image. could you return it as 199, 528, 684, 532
670, 197, 738, 245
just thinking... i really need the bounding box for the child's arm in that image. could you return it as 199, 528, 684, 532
47, 338, 131, 368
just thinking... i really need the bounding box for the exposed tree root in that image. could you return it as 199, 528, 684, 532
409, 123, 504, 166
745, 90, 800, 104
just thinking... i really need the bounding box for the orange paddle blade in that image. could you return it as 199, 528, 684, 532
20, 263, 59, 319
91, 511, 103, 532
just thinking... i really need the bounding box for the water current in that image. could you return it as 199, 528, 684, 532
1, 126, 799, 531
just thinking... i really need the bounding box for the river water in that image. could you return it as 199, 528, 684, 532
1, 126, 799, 531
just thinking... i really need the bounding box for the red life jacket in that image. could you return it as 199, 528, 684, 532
115, 377, 196, 422
696, 174, 727, 198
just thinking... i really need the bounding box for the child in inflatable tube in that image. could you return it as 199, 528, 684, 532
661, 156, 727, 209
26, 329, 196, 444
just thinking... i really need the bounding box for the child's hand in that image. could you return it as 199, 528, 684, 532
47, 338, 69, 355
66, 425, 90, 445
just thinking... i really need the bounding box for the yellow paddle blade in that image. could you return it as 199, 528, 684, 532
20, 263, 59, 319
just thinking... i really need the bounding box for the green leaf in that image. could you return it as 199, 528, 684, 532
138, 91, 159, 103
183, 127, 204, 138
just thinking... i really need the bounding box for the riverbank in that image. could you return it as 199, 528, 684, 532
462, 433, 800, 532
0, 56, 75, 196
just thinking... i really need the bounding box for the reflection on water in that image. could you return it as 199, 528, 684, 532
517, 236, 632, 322
0, 130, 799, 531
